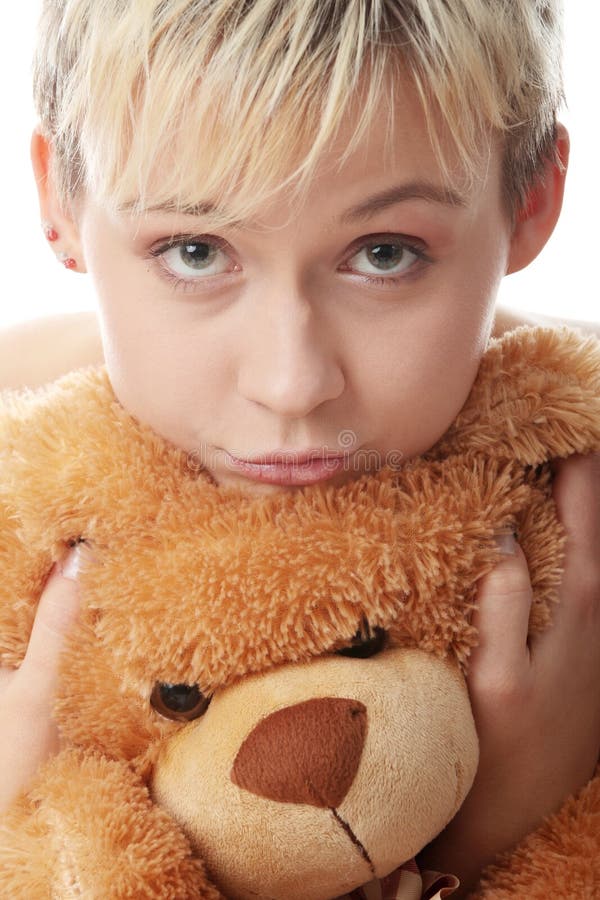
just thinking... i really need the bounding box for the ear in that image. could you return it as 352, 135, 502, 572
506, 123, 569, 275
31, 129, 87, 274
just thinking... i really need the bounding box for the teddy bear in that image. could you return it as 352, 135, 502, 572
0, 324, 598, 900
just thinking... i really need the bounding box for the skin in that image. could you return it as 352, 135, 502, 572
30, 96, 560, 498
1, 79, 599, 896
1, 305, 599, 392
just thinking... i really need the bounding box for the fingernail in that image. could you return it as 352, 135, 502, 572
494, 531, 518, 555
59, 545, 81, 581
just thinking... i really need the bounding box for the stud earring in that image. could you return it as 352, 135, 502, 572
43, 222, 78, 270
42, 221, 59, 243
57, 251, 78, 270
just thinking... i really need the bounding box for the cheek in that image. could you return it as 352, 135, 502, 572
357, 290, 493, 457
100, 310, 231, 450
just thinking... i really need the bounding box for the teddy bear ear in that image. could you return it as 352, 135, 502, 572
425, 326, 600, 466
0, 364, 198, 553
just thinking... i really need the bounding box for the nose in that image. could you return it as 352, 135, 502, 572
230, 697, 367, 808
236, 286, 345, 417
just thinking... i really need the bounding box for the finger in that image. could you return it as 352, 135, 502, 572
19, 545, 81, 700
550, 452, 600, 565
468, 535, 533, 688
546, 452, 600, 633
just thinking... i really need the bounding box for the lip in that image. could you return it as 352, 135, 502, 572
224, 450, 349, 485
235, 449, 346, 465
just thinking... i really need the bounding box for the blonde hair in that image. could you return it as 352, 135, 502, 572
33, 0, 564, 227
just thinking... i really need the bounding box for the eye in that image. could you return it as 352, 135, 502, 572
150, 236, 237, 281
336, 620, 387, 659
343, 235, 431, 281
150, 682, 212, 721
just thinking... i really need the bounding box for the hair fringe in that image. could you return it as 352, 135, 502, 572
33, 0, 565, 225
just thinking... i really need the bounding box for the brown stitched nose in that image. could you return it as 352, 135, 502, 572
230, 697, 367, 808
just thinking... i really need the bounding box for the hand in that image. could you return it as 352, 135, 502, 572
417, 452, 600, 895
0, 546, 81, 814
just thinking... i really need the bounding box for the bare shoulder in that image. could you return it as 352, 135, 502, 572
492, 304, 600, 340
0, 311, 104, 391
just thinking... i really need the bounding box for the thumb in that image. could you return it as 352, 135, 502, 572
468, 532, 533, 686
20, 545, 81, 698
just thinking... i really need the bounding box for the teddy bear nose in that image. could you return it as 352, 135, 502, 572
230, 697, 367, 808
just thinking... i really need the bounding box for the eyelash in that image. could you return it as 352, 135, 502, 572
147, 233, 433, 292
148, 234, 235, 293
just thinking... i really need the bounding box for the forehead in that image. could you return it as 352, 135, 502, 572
119, 79, 493, 228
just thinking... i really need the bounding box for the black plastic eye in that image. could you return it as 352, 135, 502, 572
150, 682, 211, 722
336, 620, 387, 659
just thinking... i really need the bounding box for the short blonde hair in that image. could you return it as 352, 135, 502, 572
33, 0, 564, 227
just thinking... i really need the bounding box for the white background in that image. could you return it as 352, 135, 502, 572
0, 3, 597, 329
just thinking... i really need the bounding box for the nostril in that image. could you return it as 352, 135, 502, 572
231, 697, 367, 808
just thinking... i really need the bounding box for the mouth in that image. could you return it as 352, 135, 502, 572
330, 808, 375, 877
224, 451, 350, 486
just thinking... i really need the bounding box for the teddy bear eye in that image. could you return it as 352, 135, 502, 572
150, 682, 211, 721
336, 621, 387, 659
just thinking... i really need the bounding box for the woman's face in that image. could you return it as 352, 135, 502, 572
72, 84, 514, 496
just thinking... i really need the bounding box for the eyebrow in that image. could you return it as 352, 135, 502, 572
337, 181, 468, 224
122, 180, 468, 223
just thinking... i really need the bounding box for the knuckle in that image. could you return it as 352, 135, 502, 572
470, 668, 530, 707
37, 597, 76, 639
563, 565, 600, 623
477, 561, 532, 601
36, 581, 80, 637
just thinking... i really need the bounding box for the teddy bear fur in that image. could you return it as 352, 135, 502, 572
0, 324, 598, 899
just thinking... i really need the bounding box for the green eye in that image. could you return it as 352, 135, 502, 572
150, 682, 211, 721
336, 622, 387, 659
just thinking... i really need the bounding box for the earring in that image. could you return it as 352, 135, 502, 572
57, 251, 78, 271
42, 221, 59, 243
43, 222, 78, 269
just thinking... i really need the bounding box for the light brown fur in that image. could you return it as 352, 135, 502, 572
0, 325, 599, 898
